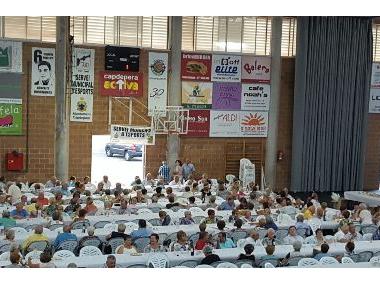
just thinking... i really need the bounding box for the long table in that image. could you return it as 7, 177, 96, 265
344, 190, 380, 207
16, 241, 380, 268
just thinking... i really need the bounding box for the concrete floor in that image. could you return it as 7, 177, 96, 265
91, 135, 143, 188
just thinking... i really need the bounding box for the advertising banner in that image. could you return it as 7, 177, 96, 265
0, 73, 22, 104
110, 125, 155, 145
0, 103, 22, 135
181, 52, 211, 81
211, 54, 241, 82
105, 46, 140, 72
0, 40, 22, 73
182, 81, 212, 109
31, 47, 55, 96
371, 62, 380, 88
184, 110, 210, 137
70, 48, 95, 122
212, 82, 241, 110
241, 56, 271, 83
369, 88, 380, 113
148, 52, 168, 116
210, 110, 268, 137
70, 94, 93, 122
99, 71, 143, 97
241, 83, 271, 111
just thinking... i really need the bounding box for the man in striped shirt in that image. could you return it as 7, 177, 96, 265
158, 161, 171, 183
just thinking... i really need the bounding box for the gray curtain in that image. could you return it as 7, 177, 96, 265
291, 17, 373, 193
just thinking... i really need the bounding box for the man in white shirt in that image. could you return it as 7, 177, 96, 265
346, 223, 362, 241
169, 175, 182, 187
245, 230, 263, 247
102, 175, 111, 190
334, 224, 350, 242
358, 203, 372, 224
283, 226, 304, 245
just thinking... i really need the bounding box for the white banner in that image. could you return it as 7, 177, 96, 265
148, 52, 168, 117
211, 54, 241, 82
241, 56, 271, 83
111, 125, 155, 145
210, 110, 268, 137
371, 62, 380, 88
31, 47, 55, 96
0, 40, 22, 73
239, 158, 256, 188
241, 83, 271, 111
70, 48, 95, 122
70, 94, 93, 122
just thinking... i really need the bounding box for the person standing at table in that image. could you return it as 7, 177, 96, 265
158, 161, 170, 184
182, 159, 196, 181
174, 160, 183, 182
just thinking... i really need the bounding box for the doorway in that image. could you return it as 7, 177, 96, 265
91, 135, 144, 188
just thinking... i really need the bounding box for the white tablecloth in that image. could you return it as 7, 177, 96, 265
344, 190, 380, 207
32, 241, 380, 268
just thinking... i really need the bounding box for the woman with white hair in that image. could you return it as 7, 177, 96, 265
358, 203, 372, 224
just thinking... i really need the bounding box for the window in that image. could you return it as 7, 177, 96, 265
0, 16, 56, 42
282, 17, 297, 57
182, 16, 272, 55
70, 16, 168, 49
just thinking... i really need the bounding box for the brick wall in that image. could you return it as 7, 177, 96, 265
1, 41, 379, 191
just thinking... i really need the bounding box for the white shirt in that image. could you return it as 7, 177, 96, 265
102, 180, 111, 190
359, 210, 372, 224
346, 232, 362, 241
245, 237, 263, 247
8, 185, 22, 204
169, 180, 182, 187
334, 230, 349, 242
283, 235, 304, 245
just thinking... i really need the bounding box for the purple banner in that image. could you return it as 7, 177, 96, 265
212, 82, 241, 110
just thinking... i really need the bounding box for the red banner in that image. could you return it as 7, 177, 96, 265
185, 110, 210, 137
99, 71, 143, 97
181, 53, 212, 81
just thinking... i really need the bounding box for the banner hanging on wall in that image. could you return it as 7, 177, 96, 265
241, 56, 271, 83
99, 71, 143, 97
105, 46, 140, 72
0, 73, 22, 104
110, 125, 155, 145
182, 81, 212, 109
211, 54, 241, 82
0, 40, 22, 73
181, 53, 212, 81
210, 110, 268, 137
241, 83, 271, 111
31, 47, 55, 96
70, 48, 95, 122
371, 62, 380, 88
212, 82, 241, 110
148, 52, 168, 117
184, 110, 210, 137
0, 103, 22, 135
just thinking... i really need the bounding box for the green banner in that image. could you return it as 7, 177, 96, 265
0, 103, 22, 135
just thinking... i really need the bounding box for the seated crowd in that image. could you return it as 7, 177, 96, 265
1, 162, 380, 268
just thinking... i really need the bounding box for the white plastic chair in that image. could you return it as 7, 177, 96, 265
264, 262, 275, 268
12, 227, 28, 234
0, 251, 23, 261
174, 265, 189, 268
93, 200, 104, 209
124, 222, 139, 233
341, 257, 355, 264
361, 224, 378, 235
362, 233, 373, 241
189, 207, 204, 215
53, 250, 75, 260
324, 235, 336, 243
319, 256, 339, 265
26, 240, 49, 253
237, 239, 246, 248
369, 256, 380, 263
303, 236, 316, 245
216, 262, 238, 268
103, 223, 117, 232
240, 263, 253, 268
298, 258, 319, 267
277, 213, 293, 225
25, 250, 43, 261
79, 245, 102, 257
196, 264, 213, 268
147, 253, 169, 268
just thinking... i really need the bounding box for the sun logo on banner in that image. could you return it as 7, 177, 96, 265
77, 97, 87, 112
241, 113, 265, 126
